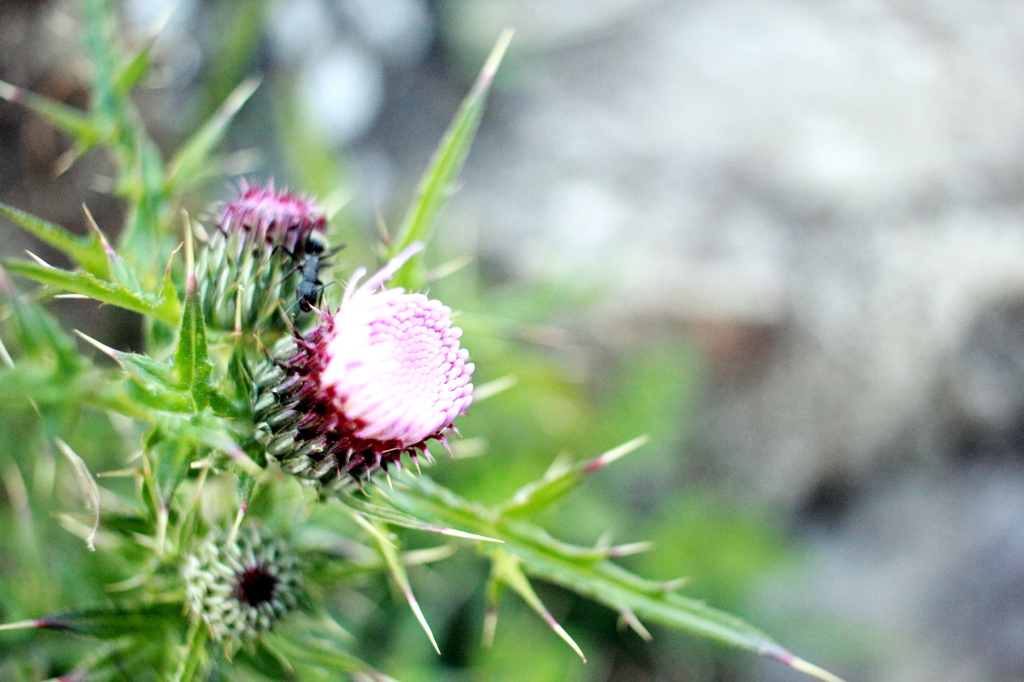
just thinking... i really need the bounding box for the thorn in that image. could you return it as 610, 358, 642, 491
764, 644, 848, 682
52, 148, 79, 178
24, 250, 52, 268
74, 329, 120, 360
540, 610, 585, 662
582, 435, 649, 475
403, 583, 440, 655
96, 467, 141, 478
0, 78, 22, 102
481, 608, 498, 648
432, 526, 503, 544
658, 577, 690, 593
81, 204, 113, 255
228, 504, 246, 545
607, 540, 654, 558
0, 619, 40, 632
478, 29, 514, 91
0, 336, 13, 368
617, 606, 652, 642
182, 210, 196, 294
472, 374, 518, 402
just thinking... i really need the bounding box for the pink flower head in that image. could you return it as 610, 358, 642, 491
254, 243, 474, 487
217, 180, 327, 256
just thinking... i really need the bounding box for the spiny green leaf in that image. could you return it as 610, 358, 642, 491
119, 131, 170, 266
159, 411, 261, 477
490, 547, 586, 661
270, 617, 398, 680
81, 0, 124, 135
148, 424, 198, 506
114, 42, 154, 96
4, 259, 180, 326
102, 235, 144, 293
0, 201, 109, 278
389, 30, 513, 289
75, 332, 195, 414
344, 494, 501, 543
165, 77, 260, 193
498, 435, 649, 517
352, 513, 440, 655
386, 475, 846, 682
0, 79, 101, 147
28, 602, 181, 638
174, 622, 210, 682
0, 273, 82, 377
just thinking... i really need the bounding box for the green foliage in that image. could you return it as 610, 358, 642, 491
389, 30, 514, 291
0, 3, 845, 682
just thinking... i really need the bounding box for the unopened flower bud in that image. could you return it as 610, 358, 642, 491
182, 527, 302, 644
195, 181, 328, 333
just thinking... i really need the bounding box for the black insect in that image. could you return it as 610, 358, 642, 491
291, 233, 345, 312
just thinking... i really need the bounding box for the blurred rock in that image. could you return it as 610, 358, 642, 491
383, 2, 1024, 680
433, 0, 1024, 510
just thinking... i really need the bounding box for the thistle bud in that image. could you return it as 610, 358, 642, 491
182, 527, 302, 645
195, 181, 328, 333
253, 244, 474, 491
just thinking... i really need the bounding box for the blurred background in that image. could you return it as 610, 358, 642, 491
5, 0, 1024, 680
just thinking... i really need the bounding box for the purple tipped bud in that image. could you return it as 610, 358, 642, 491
195, 181, 329, 333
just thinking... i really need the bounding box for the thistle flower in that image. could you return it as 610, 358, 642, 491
182, 527, 302, 645
194, 181, 329, 332
253, 243, 474, 491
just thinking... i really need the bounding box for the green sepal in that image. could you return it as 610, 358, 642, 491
173, 283, 213, 408
227, 343, 254, 403
0, 202, 109, 278
389, 30, 513, 289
